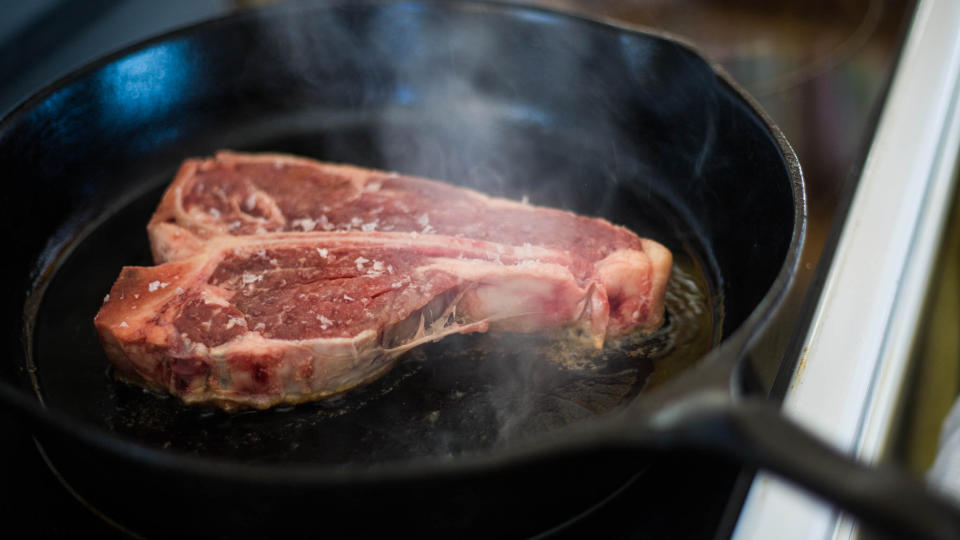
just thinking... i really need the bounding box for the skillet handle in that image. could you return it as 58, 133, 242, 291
649, 396, 960, 540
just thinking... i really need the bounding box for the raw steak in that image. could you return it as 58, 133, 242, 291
95, 152, 672, 410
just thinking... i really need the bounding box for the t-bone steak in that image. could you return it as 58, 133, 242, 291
94, 151, 672, 410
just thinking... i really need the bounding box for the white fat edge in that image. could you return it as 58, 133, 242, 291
417, 257, 576, 283
209, 329, 379, 361
521, 242, 534, 258
220, 230, 560, 264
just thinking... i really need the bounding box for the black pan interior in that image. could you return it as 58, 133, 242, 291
2, 2, 795, 466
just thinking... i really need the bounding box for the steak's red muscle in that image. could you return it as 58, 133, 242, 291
95, 152, 672, 409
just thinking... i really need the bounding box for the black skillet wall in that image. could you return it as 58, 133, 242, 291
0, 1, 793, 392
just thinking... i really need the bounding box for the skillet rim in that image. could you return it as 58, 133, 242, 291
0, 0, 806, 485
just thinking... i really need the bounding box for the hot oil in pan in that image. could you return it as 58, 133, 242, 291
31, 179, 716, 465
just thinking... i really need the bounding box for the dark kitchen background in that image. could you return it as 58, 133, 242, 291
6, 1, 955, 538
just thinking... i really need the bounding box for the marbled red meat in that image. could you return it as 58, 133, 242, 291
94, 152, 672, 410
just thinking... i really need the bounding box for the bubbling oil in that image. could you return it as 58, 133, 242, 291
525, 248, 716, 400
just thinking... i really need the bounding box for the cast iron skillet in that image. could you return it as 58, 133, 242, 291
1, 1, 958, 538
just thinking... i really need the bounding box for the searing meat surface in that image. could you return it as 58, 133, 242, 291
95, 152, 672, 410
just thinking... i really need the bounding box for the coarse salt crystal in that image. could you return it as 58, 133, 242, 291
103, 294, 110, 303
319, 215, 334, 231
354, 256, 369, 270
208, 207, 221, 218
292, 218, 316, 231
148, 281, 160, 292
316, 248, 328, 258
316, 314, 333, 329
343, 294, 355, 302
119, 321, 128, 328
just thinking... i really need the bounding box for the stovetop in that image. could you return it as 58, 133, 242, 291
0, 1, 915, 537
